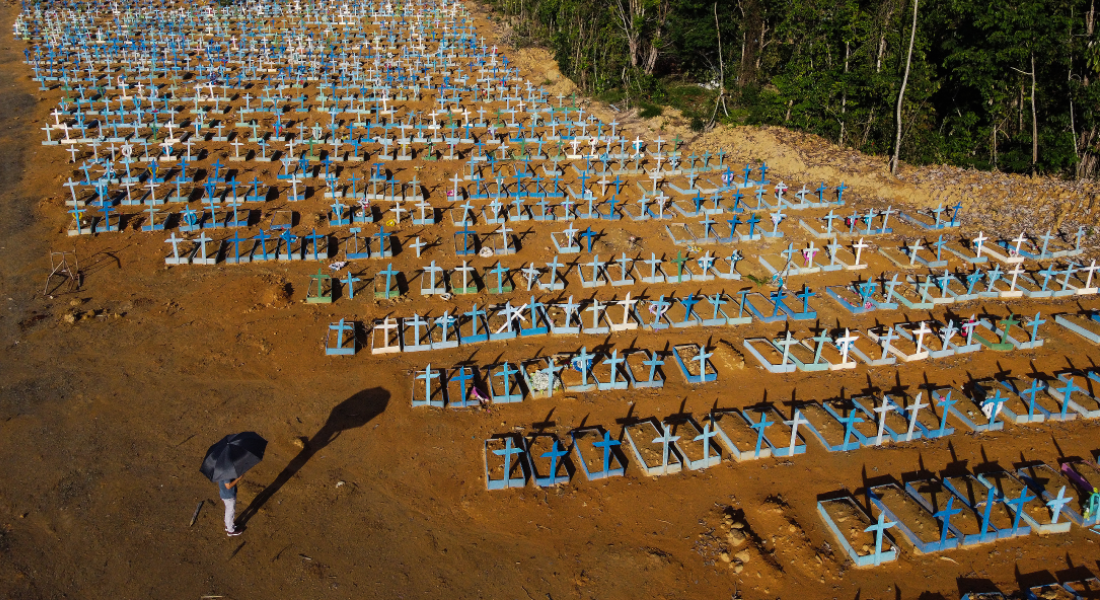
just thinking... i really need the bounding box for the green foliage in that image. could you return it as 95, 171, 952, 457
638, 103, 664, 118
480, 0, 1100, 178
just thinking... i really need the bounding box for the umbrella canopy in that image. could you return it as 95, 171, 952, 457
200, 432, 268, 482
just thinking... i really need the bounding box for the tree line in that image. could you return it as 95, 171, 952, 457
480, 0, 1100, 179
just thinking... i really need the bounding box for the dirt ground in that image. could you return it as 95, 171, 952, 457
2, 3, 1100, 600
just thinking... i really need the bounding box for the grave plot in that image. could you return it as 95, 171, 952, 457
709, 409, 773, 461
445, 367, 482, 409
484, 435, 529, 491
971, 379, 1046, 424
817, 496, 898, 567
868, 483, 959, 552
802, 402, 862, 452
486, 362, 525, 404
671, 344, 717, 383
570, 428, 625, 480
1049, 461, 1100, 527
623, 420, 682, 477
1046, 373, 1100, 419
742, 336, 797, 374
850, 396, 912, 445
525, 433, 572, 487
621, 350, 665, 391
942, 386, 1007, 433
977, 470, 1068, 534
822, 398, 879, 447
742, 405, 807, 457
905, 478, 992, 547
942, 474, 1026, 541
668, 418, 722, 470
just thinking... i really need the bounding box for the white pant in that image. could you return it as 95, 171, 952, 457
222, 497, 236, 531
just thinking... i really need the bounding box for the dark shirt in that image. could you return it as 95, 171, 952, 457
217, 480, 237, 500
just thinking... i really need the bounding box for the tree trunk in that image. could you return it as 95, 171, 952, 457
991, 123, 998, 169
891, 0, 919, 175
840, 41, 849, 146
755, 19, 770, 71
1030, 53, 1038, 174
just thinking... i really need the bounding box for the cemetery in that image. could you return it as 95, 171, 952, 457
3, 0, 1100, 597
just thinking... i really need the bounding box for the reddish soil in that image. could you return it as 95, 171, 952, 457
1, 2, 1100, 599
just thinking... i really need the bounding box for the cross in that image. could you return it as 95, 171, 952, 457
1020, 378, 1043, 419
899, 392, 928, 442
492, 437, 524, 482
1005, 486, 1036, 535
579, 227, 598, 252
694, 422, 719, 463
913, 321, 932, 354
983, 389, 1007, 427
164, 232, 185, 260
417, 364, 441, 402
935, 391, 956, 436
863, 512, 896, 566
1046, 486, 1072, 524
973, 231, 987, 257
1056, 377, 1082, 419
783, 410, 808, 455
775, 330, 797, 366
836, 408, 864, 449
932, 496, 961, 546
873, 399, 894, 446
592, 431, 620, 476
997, 313, 1020, 344
651, 424, 681, 475
749, 412, 773, 458
852, 237, 869, 265
540, 441, 568, 483
836, 328, 858, 365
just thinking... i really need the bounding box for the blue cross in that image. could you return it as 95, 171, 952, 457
932, 496, 961, 546
592, 431, 620, 476
750, 413, 774, 458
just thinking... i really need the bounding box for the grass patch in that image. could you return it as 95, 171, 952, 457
744, 273, 768, 287
638, 103, 663, 119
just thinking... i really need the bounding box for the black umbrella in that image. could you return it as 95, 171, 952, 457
200, 432, 268, 482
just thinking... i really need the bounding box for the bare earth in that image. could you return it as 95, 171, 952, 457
2, 3, 1100, 600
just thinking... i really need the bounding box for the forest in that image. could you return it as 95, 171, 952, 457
478, 0, 1100, 179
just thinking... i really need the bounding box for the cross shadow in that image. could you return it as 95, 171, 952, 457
237, 387, 389, 526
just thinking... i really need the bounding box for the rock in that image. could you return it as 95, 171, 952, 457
734, 550, 751, 564
726, 529, 747, 546
63, 312, 77, 324
291, 437, 307, 449
732, 562, 744, 574
731, 521, 745, 529
719, 552, 731, 563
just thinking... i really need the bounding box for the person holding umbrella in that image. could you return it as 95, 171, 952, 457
201, 432, 267, 537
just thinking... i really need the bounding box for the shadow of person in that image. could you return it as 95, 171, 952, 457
237, 387, 389, 526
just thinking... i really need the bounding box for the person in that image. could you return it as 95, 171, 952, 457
217, 476, 244, 536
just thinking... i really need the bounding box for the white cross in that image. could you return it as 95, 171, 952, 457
874, 399, 893, 446
1012, 231, 1028, 255
852, 237, 869, 265
905, 393, 928, 441
784, 410, 808, 455
907, 239, 923, 266
836, 328, 858, 365
1082, 260, 1098, 289
1007, 263, 1025, 292
913, 322, 932, 354
375, 318, 400, 351
973, 231, 987, 257
616, 293, 637, 327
